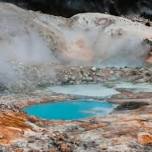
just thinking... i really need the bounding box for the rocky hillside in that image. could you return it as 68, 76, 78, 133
0, 3, 152, 66
0, 3, 151, 90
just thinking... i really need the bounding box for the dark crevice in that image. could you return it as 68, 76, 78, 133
115, 102, 149, 111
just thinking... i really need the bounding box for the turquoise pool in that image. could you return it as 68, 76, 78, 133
24, 99, 116, 120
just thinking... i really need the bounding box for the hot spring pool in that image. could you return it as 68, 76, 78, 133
24, 99, 116, 121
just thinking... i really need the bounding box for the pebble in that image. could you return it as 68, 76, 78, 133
91, 67, 97, 72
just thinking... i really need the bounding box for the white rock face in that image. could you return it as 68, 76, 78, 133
0, 3, 152, 67
0, 3, 152, 90
35, 11, 152, 67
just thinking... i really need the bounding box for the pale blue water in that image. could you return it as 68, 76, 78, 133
24, 99, 116, 120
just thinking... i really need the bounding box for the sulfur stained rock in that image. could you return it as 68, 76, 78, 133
0, 113, 32, 145
49, 148, 57, 152
59, 143, 72, 152
138, 132, 152, 145
146, 56, 152, 64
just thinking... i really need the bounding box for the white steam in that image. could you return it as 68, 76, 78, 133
0, 31, 58, 92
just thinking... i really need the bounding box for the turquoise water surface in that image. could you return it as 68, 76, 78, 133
24, 99, 116, 120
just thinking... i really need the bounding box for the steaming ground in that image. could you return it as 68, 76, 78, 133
0, 3, 151, 92
0, 4, 59, 91
0, 30, 58, 92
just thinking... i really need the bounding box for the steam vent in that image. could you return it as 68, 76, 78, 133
0, 1, 152, 152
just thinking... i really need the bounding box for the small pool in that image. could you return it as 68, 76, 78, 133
47, 84, 119, 98
24, 99, 116, 121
